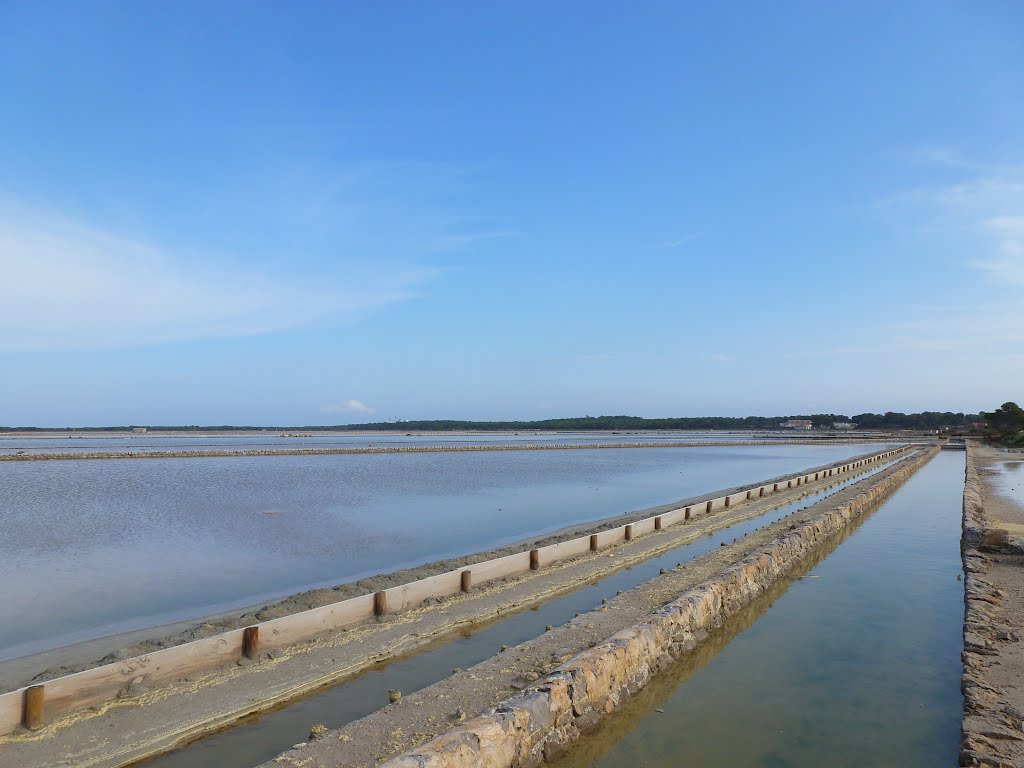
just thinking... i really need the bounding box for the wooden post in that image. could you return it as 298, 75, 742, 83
242, 626, 259, 660
759, 487, 765, 497
654, 516, 663, 530
590, 534, 599, 551
530, 549, 540, 570
625, 524, 634, 541
461, 570, 473, 593
374, 590, 388, 616
24, 685, 44, 731
746, 490, 753, 500
773, 483, 779, 492
724, 496, 731, 508
684, 507, 691, 520
705, 500, 713, 514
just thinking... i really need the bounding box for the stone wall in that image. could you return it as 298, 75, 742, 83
380, 447, 936, 768
960, 442, 1022, 768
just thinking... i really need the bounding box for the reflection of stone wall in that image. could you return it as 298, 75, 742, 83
381, 448, 936, 768
960, 442, 1021, 768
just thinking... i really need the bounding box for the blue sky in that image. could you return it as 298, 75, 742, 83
1, 2, 1023, 426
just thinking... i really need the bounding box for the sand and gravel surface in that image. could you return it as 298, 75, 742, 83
0, 455, 905, 768
962, 444, 1024, 768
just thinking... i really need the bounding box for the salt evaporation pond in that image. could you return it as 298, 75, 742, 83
0, 442, 894, 661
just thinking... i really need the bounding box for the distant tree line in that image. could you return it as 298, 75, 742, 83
983, 402, 1024, 446
0, 411, 984, 433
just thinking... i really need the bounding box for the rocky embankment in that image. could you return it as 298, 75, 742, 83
961, 443, 1024, 768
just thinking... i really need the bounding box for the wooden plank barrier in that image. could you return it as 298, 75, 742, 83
35, 628, 246, 724
0, 689, 22, 735
0, 445, 913, 736
261, 593, 375, 649
466, 551, 532, 584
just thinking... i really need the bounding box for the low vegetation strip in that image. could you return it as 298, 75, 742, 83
0, 438, 898, 462
369, 448, 935, 768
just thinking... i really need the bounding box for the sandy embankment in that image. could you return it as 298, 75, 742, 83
961, 443, 1024, 768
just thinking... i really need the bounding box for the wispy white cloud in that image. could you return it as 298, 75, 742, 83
0, 200, 433, 350
893, 158, 1024, 286
710, 353, 730, 362
322, 399, 374, 415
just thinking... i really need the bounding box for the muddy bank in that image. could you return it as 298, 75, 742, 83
6, 446, 902, 691
262, 448, 934, 768
961, 443, 1024, 768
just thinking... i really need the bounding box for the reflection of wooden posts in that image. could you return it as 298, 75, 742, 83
461, 570, 472, 593
530, 549, 540, 570
590, 534, 599, 551
654, 516, 663, 530
24, 685, 44, 731
242, 626, 259, 660
625, 524, 634, 541
374, 591, 388, 616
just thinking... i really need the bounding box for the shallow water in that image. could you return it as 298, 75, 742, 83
988, 458, 1024, 511
0, 430, 784, 454
0, 443, 894, 660
552, 451, 964, 768
141, 456, 901, 768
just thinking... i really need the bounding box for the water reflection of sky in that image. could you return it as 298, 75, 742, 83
0, 443, 896, 661
990, 460, 1024, 511
556, 451, 964, 768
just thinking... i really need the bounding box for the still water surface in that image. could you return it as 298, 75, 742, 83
0, 443, 892, 660
988, 457, 1024, 511
553, 451, 964, 768
0, 431, 786, 454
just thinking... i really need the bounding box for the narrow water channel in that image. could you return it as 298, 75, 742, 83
552, 451, 964, 768
141, 458, 904, 768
